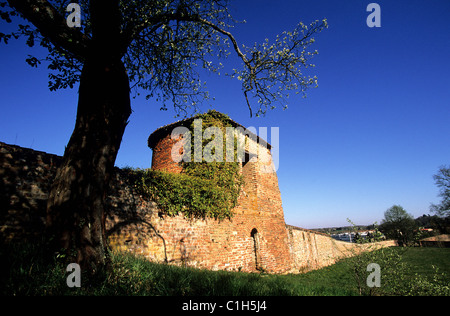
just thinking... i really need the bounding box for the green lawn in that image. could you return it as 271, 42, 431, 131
290, 247, 450, 296
400, 247, 450, 275
1, 242, 449, 296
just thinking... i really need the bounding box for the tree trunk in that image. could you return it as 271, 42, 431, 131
46, 53, 131, 273
44, 0, 129, 274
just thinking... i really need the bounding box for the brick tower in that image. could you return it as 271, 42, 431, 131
146, 112, 292, 273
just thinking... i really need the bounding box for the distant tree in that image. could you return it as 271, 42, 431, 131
430, 165, 450, 218
415, 214, 445, 232
0, 0, 327, 273
379, 205, 416, 246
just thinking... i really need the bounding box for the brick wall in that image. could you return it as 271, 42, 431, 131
150, 133, 184, 174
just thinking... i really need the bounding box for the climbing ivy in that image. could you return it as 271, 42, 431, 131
130, 110, 244, 220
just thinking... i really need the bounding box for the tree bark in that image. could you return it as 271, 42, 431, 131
46, 53, 131, 273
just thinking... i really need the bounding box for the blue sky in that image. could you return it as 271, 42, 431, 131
1, 0, 449, 228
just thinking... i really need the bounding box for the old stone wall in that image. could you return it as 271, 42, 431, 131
0, 142, 61, 242
0, 141, 292, 273
0, 141, 395, 274
286, 225, 397, 272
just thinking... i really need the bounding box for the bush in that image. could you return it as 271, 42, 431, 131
345, 219, 450, 296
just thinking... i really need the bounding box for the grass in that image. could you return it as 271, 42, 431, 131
400, 247, 450, 275
1, 241, 449, 296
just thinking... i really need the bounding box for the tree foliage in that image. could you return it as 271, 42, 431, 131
379, 205, 416, 246
1, 0, 327, 117
430, 165, 450, 218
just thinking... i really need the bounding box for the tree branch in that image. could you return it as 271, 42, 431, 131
120, 4, 326, 118
145, 12, 255, 115
7, 0, 90, 61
